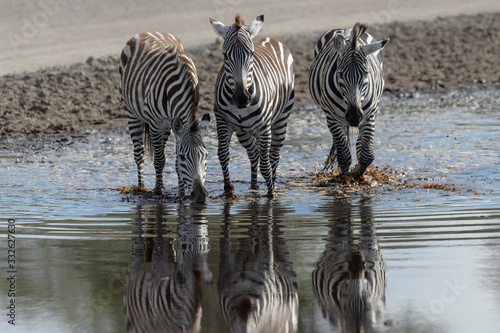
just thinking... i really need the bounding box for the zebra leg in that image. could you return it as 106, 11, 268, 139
150, 129, 167, 195
270, 114, 289, 190
236, 131, 259, 190
354, 114, 376, 179
216, 121, 235, 196
128, 116, 145, 188
328, 120, 352, 180
257, 129, 274, 197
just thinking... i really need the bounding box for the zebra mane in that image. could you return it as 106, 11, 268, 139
352, 22, 368, 54
234, 13, 245, 29
190, 119, 201, 133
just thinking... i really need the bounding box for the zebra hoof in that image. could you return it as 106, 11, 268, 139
265, 191, 275, 198
223, 180, 234, 196
250, 183, 259, 190
353, 164, 366, 180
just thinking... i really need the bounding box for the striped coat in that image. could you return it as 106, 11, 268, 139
210, 14, 295, 197
309, 23, 388, 181
120, 32, 210, 201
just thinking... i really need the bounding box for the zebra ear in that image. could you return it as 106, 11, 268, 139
333, 32, 346, 54
210, 17, 229, 38
361, 38, 389, 55
172, 117, 185, 137
246, 14, 264, 37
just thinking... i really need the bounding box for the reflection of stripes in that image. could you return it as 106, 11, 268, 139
124, 204, 211, 333
211, 14, 295, 197
309, 23, 388, 179
119, 32, 209, 198
218, 202, 298, 332
312, 202, 387, 331
125, 269, 203, 333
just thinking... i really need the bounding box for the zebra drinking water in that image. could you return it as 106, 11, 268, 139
210, 13, 295, 197
119, 32, 210, 202
309, 23, 388, 182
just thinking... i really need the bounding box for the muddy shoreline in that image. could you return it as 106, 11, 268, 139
1, 12, 499, 147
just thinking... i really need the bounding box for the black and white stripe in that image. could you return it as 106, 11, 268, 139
312, 199, 387, 331
120, 32, 210, 202
218, 201, 299, 332
309, 23, 388, 180
210, 13, 295, 197
124, 204, 212, 333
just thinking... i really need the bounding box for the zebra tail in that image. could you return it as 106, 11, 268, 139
143, 123, 154, 160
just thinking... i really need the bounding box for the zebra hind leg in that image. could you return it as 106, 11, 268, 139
257, 130, 274, 197
270, 117, 289, 191
150, 130, 167, 195
128, 116, 146, 188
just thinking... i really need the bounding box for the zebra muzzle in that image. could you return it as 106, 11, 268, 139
191, 178, 209, 203
232, 84, 251, 109
345, 102, 363, 127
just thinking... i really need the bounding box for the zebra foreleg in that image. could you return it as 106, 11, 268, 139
217, 122, 235, 196
354, 115, 376, 179
150, 130, 167, 195
128, 116, 145, 188
257, 130, 274, 197
330, 121, 352, 181
236, 131, 259, 190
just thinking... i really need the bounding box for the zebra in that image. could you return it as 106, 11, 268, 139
309, 23, 388, 182
119, 32, 211, 202
312, 197, 387, 332
218, 201, 299, 332
124, 204, 212, 333
210, 13, 295, 197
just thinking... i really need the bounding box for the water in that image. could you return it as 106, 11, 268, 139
1, 89, 500, 332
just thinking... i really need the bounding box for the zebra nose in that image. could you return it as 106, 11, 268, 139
191, 178, 209, 203
345, 102, 363, 127
232, 84, 251, 109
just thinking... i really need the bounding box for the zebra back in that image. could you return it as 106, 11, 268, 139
218, 201, 299, 332
120, 32, 200, 132
312, 199, 387, 331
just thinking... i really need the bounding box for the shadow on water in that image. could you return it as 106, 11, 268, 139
219, 201, 299, 332
313, 196, 387, 333
124, 203, 212, 332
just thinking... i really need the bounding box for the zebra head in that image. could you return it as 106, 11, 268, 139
334, 23, 388, 127
210, 13, 264, 109
172, 113, 210, 203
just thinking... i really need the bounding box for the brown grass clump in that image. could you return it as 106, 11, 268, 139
310, 165, 400, 187
117, 185, 151, 193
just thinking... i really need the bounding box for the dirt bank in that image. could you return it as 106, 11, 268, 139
1, 12, 499, 139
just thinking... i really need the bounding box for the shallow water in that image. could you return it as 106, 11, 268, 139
1, 89, 500, 332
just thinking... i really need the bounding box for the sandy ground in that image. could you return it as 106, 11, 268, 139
1, 1, 500, 139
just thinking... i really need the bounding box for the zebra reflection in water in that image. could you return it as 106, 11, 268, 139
219, 201, 299, 332
312, 198, 386, 332
124, 204, 212, 333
